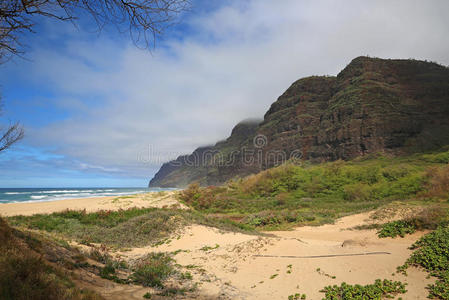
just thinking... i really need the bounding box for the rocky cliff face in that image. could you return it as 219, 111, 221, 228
149, 120, 262, 187
149, 57, 449, 188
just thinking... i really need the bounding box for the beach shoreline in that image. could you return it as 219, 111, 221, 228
0, 191, 183, 217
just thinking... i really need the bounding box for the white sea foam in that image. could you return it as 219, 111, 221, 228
0, 188, 158, 204
35, 190, 89, 194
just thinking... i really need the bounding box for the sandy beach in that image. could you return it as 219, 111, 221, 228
0, 191, 185, 217
0, 192, 434, 299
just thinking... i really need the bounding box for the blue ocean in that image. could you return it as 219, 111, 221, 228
0, 187, 174, 204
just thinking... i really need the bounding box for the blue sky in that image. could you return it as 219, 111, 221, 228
1, 0, 449, 188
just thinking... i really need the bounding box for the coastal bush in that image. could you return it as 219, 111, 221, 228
320, 279, 407, 299
98, 257, 129, 284
423, 164, 449, 199
243, 210, 315, 229
398, 224, 449, 299
179, 183, 202, 204
377, 220, 417, 238
428, 271, 449, 299
179, 184, 228, 209
422, 149, 449, 163
130, 253, 174, 288
377, 206, 449, 238
343, 183, 371, 201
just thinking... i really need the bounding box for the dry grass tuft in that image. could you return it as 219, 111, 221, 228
424, 165, 449, 199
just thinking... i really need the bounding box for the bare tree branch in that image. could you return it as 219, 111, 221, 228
0, 121, 24, 152
0, 95, 24, 153
0, 0, 190, 61
0, 1, 189, 151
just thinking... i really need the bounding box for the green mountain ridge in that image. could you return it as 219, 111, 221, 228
149, 56, 449, 188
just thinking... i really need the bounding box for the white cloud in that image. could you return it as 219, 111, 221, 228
11, 0, 449, 179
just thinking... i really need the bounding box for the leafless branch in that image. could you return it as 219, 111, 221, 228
0, 122, 24, 152
0, 0, 190, 60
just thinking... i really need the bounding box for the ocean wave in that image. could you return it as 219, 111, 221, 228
96, 192, 143, 196
1, 189, 155, 204
35, 190, 95, 194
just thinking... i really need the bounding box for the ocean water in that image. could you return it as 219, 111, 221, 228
0, 187, 175, 204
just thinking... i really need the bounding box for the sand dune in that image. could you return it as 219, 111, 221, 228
116, 212, 432, 299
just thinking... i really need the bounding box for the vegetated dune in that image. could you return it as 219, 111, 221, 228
118, 211, 433, 299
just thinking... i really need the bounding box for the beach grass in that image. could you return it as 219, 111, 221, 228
7, 207, 254, 248
0, 217, 103, 300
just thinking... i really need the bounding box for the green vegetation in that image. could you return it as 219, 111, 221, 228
199, 244, 220, 251
0, 216, 103, 300
98, 257, 129, 284
84, 247, 195, 297
130, 253, 175, 288
8, 207, 184, 248
320, 279, 407, 299
377, 206, 449, 238
179, 150, 449, 230
8, 207, 253, 248
87, 249, 194, 295
316, 267, 336, 279
398, 225, 449, 299
288, 293, 306, 300
378, 220, 417, 238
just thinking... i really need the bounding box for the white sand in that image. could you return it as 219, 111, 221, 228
120, 212, 432, 299
0, 191, 186, 217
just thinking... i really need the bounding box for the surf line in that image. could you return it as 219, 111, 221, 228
253, 252, 391, 259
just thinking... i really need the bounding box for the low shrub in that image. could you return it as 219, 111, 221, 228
422, 149, 449, 164
343, 183, 372, 201
377, 206, 449, 238
320, 279, 407, 299
398, 224, 449, 298
423, 165, 449, 199
243, 210, 315, 228
130, 253, 174, 288
377, 220, 417, 238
